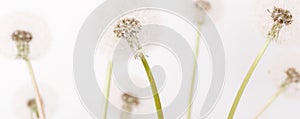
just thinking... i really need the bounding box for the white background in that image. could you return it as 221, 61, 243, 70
0, 0, 299, 119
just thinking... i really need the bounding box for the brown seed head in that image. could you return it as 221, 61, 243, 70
113, 18, 142, 39
270, 7, 293, 26
12, 30, 33, 42
286, 68, 300, 83
195, 0, 211, 11
27, 98, 37, 109
122, 93, 139, 105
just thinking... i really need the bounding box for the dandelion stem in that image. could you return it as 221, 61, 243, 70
103, 61, 113, 119
24, 58, 46, 119
139, 53, 164, 119
253, 84, 286, 119
228, 39, 272, 119
186, 22, 202, 119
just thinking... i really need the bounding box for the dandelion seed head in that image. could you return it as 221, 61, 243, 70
195, 0, 211, 11
0, 12, 52, 59
267, 50, 300, 98
270, 7, 293, 26
286, 68, 300, 83
12, 30, 33, 42
252, 0, 300, 46
27, 98, 37, 110
114, 18, 142, 39
122, 93, 139, 106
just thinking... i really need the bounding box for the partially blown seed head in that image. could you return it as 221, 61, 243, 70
122, 93, 139, 106
12, 30, 33, 42
27, 98, 37, 110
269, 7, 293, 26
114, 18, 142, 39
195, 0, 211, 11
286, 68, 300, 83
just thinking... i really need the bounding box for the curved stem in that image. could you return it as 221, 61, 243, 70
186, 22, 202, 119
103, 61, 113, 119
139, 53, 164, 119
253, 85, 286, 119
228, 39, 272, 119
24, 58, 46, 119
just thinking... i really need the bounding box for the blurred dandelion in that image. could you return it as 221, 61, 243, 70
254, 68, 300, 118
267, 50, 300, 97
27, 99, 39, 119
120, 93, 139, 119
12, 83, 58, 119
186, 0, 223, 118
113, 18, 164, 119
228, 5, 294, 119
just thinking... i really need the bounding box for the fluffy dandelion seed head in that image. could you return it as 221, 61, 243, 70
114, 18, 142, 51
194, 0, 223, 22
12, 30, 33, 42
286, 68, 300, 84
122, 93, 139, 105
252, 0, 300, 45
270, 7, 293, 26
27, 98, 37, 111
114, 18, 142, 39
0, 12, 52, 59
195, 0, 211, 11
267, 50, 300, 98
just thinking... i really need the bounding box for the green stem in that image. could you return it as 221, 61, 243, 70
24, 58, 46, 119
253, 85, 286, 119
103, 61, 113, 119
228, 39, 272, 119
139, 53, 164, 119
186, 22, 202, 119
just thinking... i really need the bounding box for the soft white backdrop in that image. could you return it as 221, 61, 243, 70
0, 0, 299, 119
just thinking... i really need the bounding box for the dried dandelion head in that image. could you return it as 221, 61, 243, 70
284, 68, 300, 85
267, 7, 293, 40
27, 98, 37, 111
11, 30, 33, 59
195, 0, 211, 11
194, 0, 223, 22
114, 18, 142, 51
269, 7, 293, 26
122, 93, 139, 106
0, 12, 51, 59
253, 0, 300, 45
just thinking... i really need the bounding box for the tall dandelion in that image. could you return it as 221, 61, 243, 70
12, 30, 46, 119
114, 18, 164, 119
228, 7, 293, 119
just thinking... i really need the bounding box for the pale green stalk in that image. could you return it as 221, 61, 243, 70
228, 39, 272, 119
253, 85, 286, 119
24, 57, 46, 119
103, 61, 113, 119
186, 22, 202, 119
139, 53, 164, 119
